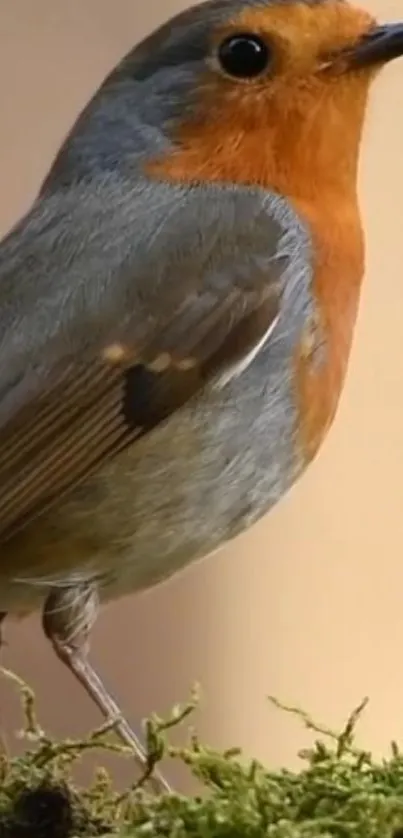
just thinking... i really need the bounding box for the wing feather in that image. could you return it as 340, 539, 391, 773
0, 178, 289, 540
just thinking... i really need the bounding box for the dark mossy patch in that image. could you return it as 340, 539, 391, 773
0, 780, 110, 838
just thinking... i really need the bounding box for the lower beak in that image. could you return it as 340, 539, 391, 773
347, 23, 403, 69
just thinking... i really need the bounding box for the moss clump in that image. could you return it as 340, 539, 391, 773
1, 667, 403, 838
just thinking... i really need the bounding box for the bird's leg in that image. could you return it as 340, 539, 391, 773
0, 612, 7, 655
42, 583, 171, 795
0, 612, 7, 747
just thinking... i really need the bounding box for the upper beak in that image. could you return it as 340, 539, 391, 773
346, 23, 403, 69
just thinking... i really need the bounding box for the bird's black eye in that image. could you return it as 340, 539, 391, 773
217, 33, 272, 79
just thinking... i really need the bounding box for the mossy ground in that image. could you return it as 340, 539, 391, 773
1, 667, 403, 838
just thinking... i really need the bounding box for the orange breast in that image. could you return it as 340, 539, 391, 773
292, 195, 364, 462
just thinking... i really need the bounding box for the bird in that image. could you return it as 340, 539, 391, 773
0, 0, 402, 793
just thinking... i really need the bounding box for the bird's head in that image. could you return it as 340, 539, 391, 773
46, 0, 403, 205
133, 0, 403, 201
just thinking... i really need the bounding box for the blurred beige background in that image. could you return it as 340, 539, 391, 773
0, 0, 403, 789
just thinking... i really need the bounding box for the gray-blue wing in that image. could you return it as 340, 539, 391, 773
0, 176, 288, 539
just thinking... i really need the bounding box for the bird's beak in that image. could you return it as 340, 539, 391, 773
345, 23, 403, 70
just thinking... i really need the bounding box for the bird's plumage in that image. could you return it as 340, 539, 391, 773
0, 173, 312, 595
0, 178, 290, 541
0, 0, 377, 573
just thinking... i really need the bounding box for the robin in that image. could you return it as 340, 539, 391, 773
0, 0, 402, 793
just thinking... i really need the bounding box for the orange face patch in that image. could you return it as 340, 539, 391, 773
147, 1, 377, 195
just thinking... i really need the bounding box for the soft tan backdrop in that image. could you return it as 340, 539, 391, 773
0, 0, 402, 789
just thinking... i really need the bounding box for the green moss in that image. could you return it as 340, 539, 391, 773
1, 667, 403, 838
